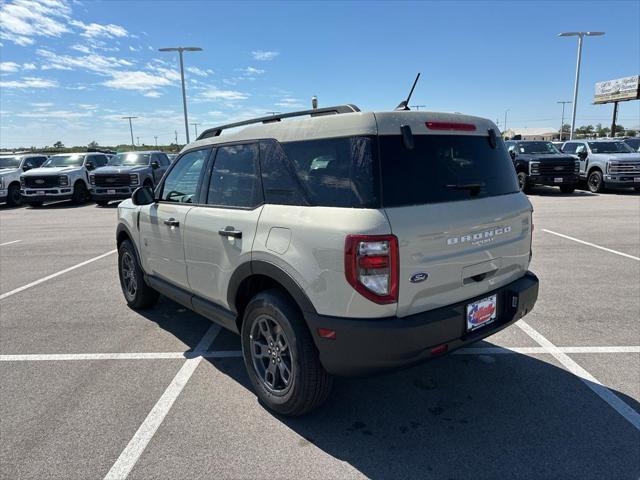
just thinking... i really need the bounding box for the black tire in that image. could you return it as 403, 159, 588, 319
96, 200, 109, 206
118, 239, 159, 309
27, 201, 43, 208
241, 289, 333, 416
559, 185, 576, 194
72, 181, 89, 204
6, 183, 22, 207
587, 170, 605, 193
517, 172, 530, 193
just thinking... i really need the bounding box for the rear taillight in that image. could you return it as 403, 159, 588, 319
345, 234, 398, 304
426, 121, 477, 131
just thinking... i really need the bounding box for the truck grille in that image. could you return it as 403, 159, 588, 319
610, 161, 640, 175
537, 161, 575, 175
94, 174, 132, 187
24, 176, 59, 188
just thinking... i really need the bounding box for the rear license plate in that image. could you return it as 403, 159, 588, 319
634, 177, 640, 183
466, 294, 497, 332
107, 189, 116, 194
37, 190, 45, 195
554, 177, 563, 183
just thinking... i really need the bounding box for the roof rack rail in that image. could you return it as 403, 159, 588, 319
196, 104, 361, 140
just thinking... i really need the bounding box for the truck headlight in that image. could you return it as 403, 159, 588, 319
529, 161, 540, 175
59, 175, 69, 186
20, 177, 25, 188
0, 177, 4, 189
574, 160, 580, 173
129, 174, 139, 186
89, 174, 95, 185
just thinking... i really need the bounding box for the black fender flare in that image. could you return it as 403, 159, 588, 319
115, 223, 144, 271
227, 260, 317, 316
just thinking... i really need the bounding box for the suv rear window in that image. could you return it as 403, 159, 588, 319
280, 136, 378, 208
380, 135, 518, 207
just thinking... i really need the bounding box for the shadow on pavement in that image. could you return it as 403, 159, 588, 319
140, 297, 640, 479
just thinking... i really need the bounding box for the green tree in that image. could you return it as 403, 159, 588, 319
626, 129, 637, 137
88, 140, 99, 149
53, 141, 64, 150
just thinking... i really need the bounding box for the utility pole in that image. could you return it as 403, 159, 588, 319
559, 31, 605, 139
190, 123, 199, 138
504, 109, 510, 136
122, 116, 138, 149
137, 136, 140, 146
411, 105, 426, 111
154, 136, 158, 147
610, 102, 619, 139
159, 46, 203, 144
557, 101, 572, 141
174, 130, 178, 145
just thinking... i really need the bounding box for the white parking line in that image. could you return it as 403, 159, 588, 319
543, 229, 640, 261
0, 240, 22, 247
518, 320, 640, 431
103, 324, 221, 480
1, 346, 637, 362
0, 249, 117, 301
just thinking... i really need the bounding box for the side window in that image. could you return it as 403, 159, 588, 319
34, 156, 47, 167
159, 154, 170, 167
259, 140, 306, 206
161, 149, 210, 203
206, 143, 262, 208
563, 143, 578, 154
150, 153, 159, 165
575, 144, 585, 154
23, 158, 37, 169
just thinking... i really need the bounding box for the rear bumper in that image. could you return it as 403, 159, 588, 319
528, 174, 579, 186
306, 271, 539, 377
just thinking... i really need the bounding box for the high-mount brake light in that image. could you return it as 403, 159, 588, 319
426, 121, 477, 131
345, 234, 398, 304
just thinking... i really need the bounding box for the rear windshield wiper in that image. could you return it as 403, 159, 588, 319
444, 183, 485, 196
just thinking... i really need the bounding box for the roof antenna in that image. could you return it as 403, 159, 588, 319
395, 73, 421, 111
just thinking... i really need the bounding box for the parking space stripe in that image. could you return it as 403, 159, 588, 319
0, 240, 22, 247
103, 324, 221, 480
518, 320, 640, 431
543, 229, 640, 261
0, 249, 117, 301
1, 346, 638, 362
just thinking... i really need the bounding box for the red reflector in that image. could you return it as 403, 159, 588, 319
318, 328, 337, 340
430, 344, 448, 356
358, 255, 389, 269
426, 121, 476, 131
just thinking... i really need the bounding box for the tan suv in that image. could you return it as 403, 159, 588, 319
116, 105, 539, 415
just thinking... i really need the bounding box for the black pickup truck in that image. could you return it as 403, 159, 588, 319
505, 140, 579, 194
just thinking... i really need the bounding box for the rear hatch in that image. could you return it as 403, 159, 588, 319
375, 113, 532, 317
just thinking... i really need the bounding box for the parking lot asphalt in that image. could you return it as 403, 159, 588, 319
1, 188, 639, 480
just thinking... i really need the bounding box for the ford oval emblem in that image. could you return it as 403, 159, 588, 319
410, 272, 428, 283
35, 179, 45, 184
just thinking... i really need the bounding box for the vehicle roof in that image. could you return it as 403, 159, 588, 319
185, 110, 497, 151
115, 150, 164, 154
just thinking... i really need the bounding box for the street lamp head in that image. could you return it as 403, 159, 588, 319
182, 47, 202, 52
559, 31, 605, 37
159, 47, 202, 52
585, 32, 605, 36
558, 32, 581, 37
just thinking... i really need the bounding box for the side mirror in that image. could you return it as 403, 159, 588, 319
578, 151, 588, 160
131, 186, 156, 206
22, 164, 32, 172
509, 150, 516, 160
86, 161, 96, 171
150, 161, 160, 169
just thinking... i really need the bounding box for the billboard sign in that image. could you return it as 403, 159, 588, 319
594, 76, 640, 104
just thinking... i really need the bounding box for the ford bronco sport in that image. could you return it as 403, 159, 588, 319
116, 105, 539, 415
90, 151, 170, 206
21, 152, 108, 207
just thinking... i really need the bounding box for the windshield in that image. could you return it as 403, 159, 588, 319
623, 138, 640, 151
108, 153, 150, 166
42, 154, 85, 167
588, 142, 634, 154
380, 135, 519, 206
518, 142, 560, 154
0, 157, 21, 168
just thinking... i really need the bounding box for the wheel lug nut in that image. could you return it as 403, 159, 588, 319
277, 357, 281, 363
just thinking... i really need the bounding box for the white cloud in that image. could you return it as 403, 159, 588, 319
251, 50, 279, 61
241, 66, 265, 76
143, 91, 162, 98
186, 66, 209, 77
200, 87, 249, 101
0, 0, 72, 46
70, 43, 91, 53
275, 98, 305, 108
69, 19, 128, 39
0, 76, 58, 88
16, 109, 91, 119
103, 71, 172, 91
128, 45, 141, 52
22, 62, 36, 70
36, 48, 133, 74
30, 102, 54, 108
0, 61, 20, 73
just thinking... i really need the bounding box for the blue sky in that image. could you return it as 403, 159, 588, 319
1, 0, 639, 148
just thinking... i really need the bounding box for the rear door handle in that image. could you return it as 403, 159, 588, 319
218, 227, 242, 239
164, 218, 180, 227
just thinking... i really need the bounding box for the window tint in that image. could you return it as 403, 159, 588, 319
575, 144, 586, 154
161, 149, 209, 203
34, 156, 47, 166
259, 140, 307, 206
159, 154, 170, 167
206, 143, 262, 208
89, 155, 108, 167
379, 134, 518, 207
280, 136, 378, 208
562, 143, 579, 154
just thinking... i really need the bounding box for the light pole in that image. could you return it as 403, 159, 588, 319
503, 109, 510, 136
557, 101, 572, 141
154, 136, 158, 147
159, 46, 203, 144
122, 116, 138, 149
559, 31, 605, 139
190, 122, 199, 138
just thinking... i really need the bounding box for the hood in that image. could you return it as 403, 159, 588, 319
93, 165, 148, 174
22, 166, 83, 176
0, 167, 19, 176
517, 153, 575, 162
604, 153, 640, 162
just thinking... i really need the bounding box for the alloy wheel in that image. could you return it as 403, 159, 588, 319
249, 314, 294, 395
121, 251, 137, 299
